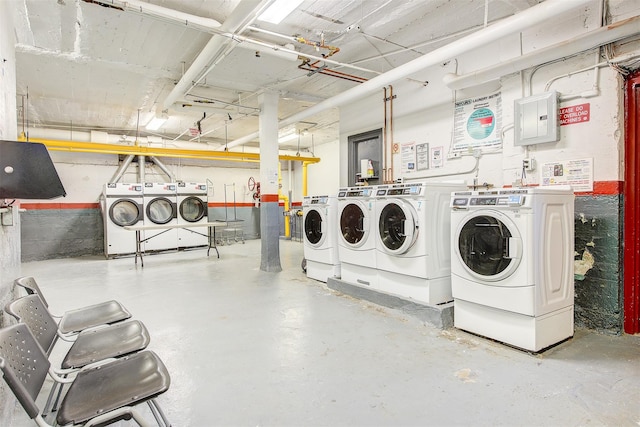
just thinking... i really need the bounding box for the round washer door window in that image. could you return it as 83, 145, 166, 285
180, 197, 206, 222
456, 213, 522, 282
378, 201, 417, 254
304, 209, 324, 246
340, 202, 367, 246
146, 197, 175, 225
109, 199, 142, 227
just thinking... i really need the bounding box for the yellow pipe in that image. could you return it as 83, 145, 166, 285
277, 162, 290, 238
19, 137, 320, 164
302, 161, 310, 197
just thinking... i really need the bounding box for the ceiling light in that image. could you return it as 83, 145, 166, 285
258, 0, 304, 24
146, 115, 168, 131
278, 132, 299, 144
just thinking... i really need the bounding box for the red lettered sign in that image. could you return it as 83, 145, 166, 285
559, 103, 590, 126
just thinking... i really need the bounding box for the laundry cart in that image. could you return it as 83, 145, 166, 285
220, 183, 244, 245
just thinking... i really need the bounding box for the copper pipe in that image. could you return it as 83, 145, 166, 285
389, 85, 394, 183
383, 87, 388, 183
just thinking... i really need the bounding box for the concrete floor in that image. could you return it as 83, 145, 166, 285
9, 239, 640, 426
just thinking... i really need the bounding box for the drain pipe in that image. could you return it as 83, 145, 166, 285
149, 156, 175, 182
138, 155, 146, 184
225, 0, 589, 149
110, 154, 135, 183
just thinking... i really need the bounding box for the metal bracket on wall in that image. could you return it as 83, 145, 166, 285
0, 206, 13, 226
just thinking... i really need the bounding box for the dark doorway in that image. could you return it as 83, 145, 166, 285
348, 129, 383, 187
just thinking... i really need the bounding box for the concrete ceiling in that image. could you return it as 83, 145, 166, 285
11, 0, 539, 152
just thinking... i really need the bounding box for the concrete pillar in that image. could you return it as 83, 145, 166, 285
259, 90, 282, 272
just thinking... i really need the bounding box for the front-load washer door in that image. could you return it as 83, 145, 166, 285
339, 201, 371, 248
109, 199, 143, 227
304, 207, 326, 248
455, 210, 522, 283
146, 197, 176, 225
180, 197, 207, 222
378, 200, 418, 255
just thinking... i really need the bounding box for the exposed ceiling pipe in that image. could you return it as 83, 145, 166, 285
95, 0, 381, 109
225, 0, 590, 149
162, 0, 269, 110
148, 156, 173, 182
85, 0, 222, 29
110, 154, 135, 183
444, 14, 640, 90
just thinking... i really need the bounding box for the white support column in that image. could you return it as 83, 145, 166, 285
259, 90, 282, 272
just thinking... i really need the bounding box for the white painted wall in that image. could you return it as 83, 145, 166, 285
307, 138, 340, 196
337, 2, 637, 188
0, 1, 19, 423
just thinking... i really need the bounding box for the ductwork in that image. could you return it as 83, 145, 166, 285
444, 15, 640, 90
162, 0, 268, 110
225, 0, 590, 149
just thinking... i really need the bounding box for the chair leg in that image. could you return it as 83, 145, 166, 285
147, 399, 171, 427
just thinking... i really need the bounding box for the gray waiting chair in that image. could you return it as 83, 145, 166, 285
14, 276, 131, 334
0, 323, 171, 426
5, 294, 152, 417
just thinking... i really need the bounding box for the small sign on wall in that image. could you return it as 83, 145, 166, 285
401, 142, 430, 175
541, 157, 593, 192
559, 103, 590, 126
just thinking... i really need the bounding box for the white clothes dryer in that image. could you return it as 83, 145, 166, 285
177, 182, 209, 248
450, 186, 575, 351
143, 182, 178, 252
303, 195, 340, 283
103, 183, 144, 257
374, 181, 466, 305
337, 186, 377, 287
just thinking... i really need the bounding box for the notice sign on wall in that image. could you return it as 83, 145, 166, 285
453, 92, 502, 151
559, 103, 590, 126
541, 158, 593, 192
401, 142, 430, 175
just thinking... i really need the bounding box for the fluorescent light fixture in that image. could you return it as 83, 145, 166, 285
258, 0, 304, 24
278, 132, 299, 144
146, 116, 168, 131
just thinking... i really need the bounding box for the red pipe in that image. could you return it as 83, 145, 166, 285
623, 71, 640, 334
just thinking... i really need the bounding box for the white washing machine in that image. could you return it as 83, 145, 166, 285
177, 182, 209, 248
303, 195, 340, 283
374, 181, 466, 305
143, 182, 178, 252
337, 186, 377, 287
450, 186, 575, 352
102, 183, 144, 258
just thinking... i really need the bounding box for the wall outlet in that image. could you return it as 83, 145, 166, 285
523, 158, 536, 171
447, 152, 461, 160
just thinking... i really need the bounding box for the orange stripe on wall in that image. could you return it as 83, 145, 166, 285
20, 203, 100, 210
575, 181, 623, 196
261, 194, 280, 202
208, 202, 256, 208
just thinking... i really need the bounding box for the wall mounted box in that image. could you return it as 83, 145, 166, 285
514, 91, 559, 146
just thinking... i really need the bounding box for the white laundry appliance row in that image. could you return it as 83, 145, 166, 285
305, 183, 576, 352
303, 181, 465, 306
102, 182, 208, 258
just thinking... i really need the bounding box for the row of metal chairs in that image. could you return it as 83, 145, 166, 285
0, 276, 172, 426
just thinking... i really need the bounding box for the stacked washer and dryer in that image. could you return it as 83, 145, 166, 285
450, 186, 575, 352
103, 183, 144, 258
373, 181, 466, 305
302, 195, 340, 282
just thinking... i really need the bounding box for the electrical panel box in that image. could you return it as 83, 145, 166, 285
514, 91, 559, 146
